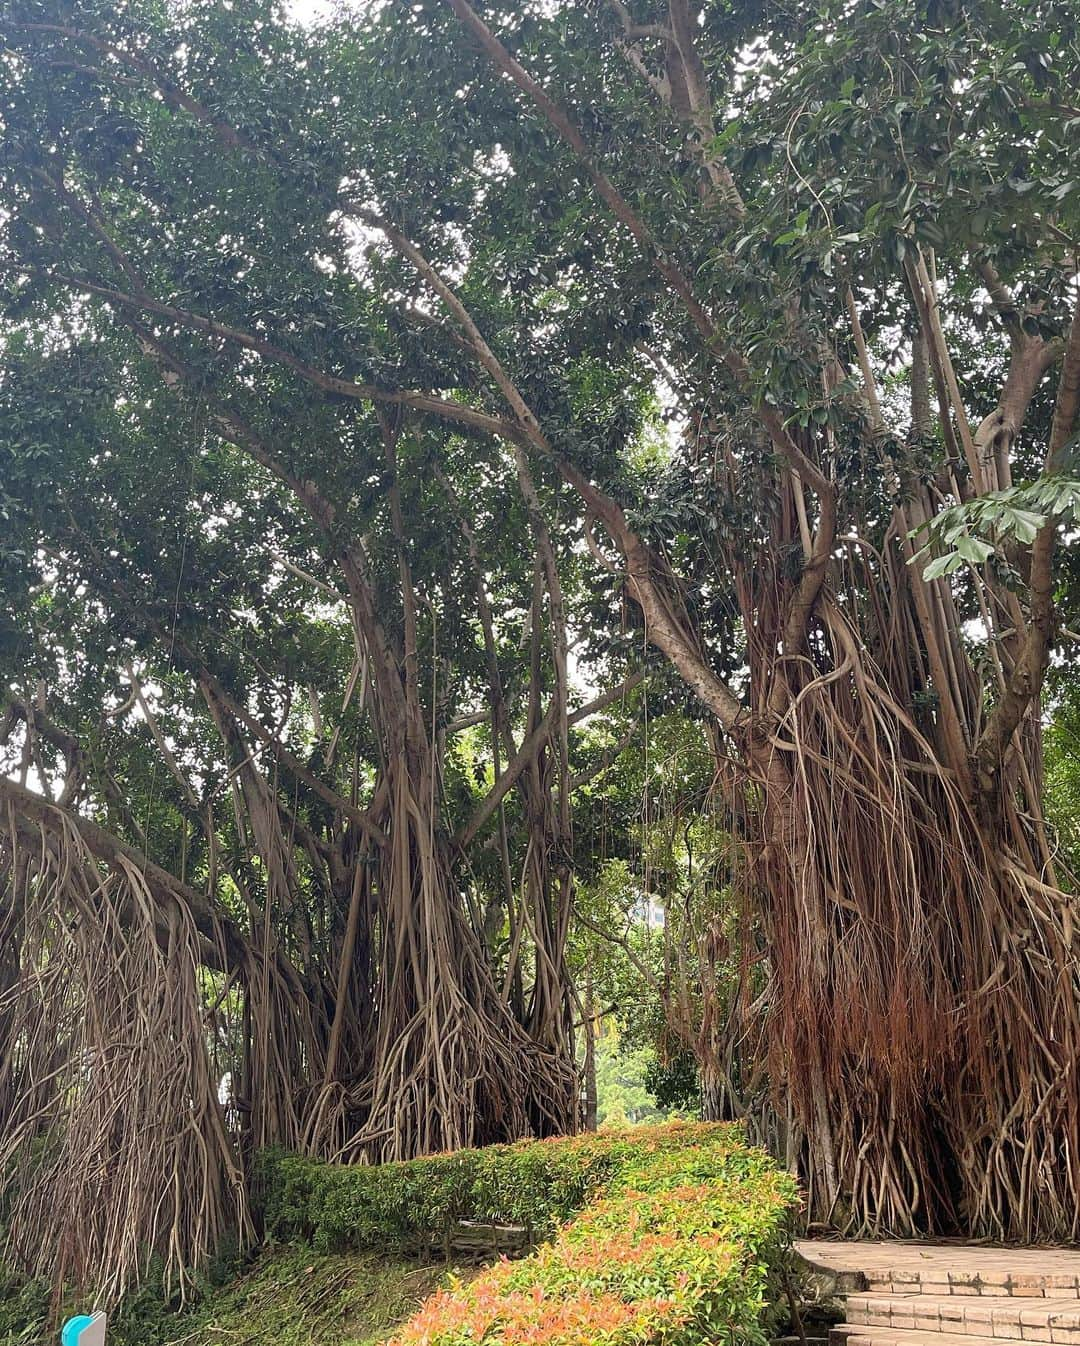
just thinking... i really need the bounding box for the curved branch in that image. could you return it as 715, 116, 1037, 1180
355, 218, 747, 729
53, 271, 519, 441
0, 773, 248, 966
196, 668, 387, 849
442, 0, 717, 342
454, 671, 646, 849
441, 0, 830, 496
976, 297, 1080, 794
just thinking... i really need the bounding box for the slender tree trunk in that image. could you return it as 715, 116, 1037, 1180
583, 968, 598, 1132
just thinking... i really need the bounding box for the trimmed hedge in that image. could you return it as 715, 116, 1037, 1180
260, 1135, 620, 1253
261, 1122, 799, 1346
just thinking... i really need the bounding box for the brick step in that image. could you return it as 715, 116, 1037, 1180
845, 1293, 1080, 1342
797, 1241, 1080, 1301
832, 1329, 1024, 1346
859, 1277, 1080, 1300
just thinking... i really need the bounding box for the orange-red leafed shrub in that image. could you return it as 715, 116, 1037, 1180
383, 1122, 798, 1346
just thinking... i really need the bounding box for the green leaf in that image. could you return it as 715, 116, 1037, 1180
956, 535, 994, 564
1001, 507, 1046, 543
923, 552, 964, 580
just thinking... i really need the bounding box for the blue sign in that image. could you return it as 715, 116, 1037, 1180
61, 1312, 106, 1346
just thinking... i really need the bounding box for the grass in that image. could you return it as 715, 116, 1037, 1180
1, 1247, 469, 1346
154, 1248, 466, 1346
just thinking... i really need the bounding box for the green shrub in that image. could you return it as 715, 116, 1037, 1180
0, 1269, 50, 1346
262, 1123, 799, 1346
259, 1133, 622, 1253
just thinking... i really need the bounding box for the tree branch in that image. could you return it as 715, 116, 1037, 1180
455, 671, 646, 849
0, 773, 248, 966
975, 297, 1080, 794
53, 270, 521, 441
9, 21, 258, 151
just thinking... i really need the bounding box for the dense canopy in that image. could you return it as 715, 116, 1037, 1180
1, 0, 1079, 1299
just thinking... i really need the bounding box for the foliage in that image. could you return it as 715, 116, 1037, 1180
593, 1034, 688, 1127
571, 719, 762, 1130
0, 1268, 49, 1346
913, 474, 1080, 579
262, 1135, 616, 1254
263, 1123, 788, 1255
2, 1125, 792, 1346
384, 1122, 796, 1346
644, 1052, 702, 1117
1044, 675, 1080, 883
570, 713, 745, 1103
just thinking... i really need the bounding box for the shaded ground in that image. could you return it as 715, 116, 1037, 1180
1, 1248, 468, 1346
157, 1248, 462, 1346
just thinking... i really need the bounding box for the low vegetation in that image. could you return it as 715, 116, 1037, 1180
1, 1248, 459, 1346
1, 1123, 795, 1346
267, 1122, 798, 1346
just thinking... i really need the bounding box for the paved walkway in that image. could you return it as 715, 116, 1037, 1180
795, 1239, 1080, 1346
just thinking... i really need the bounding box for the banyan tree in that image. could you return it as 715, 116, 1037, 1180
2, 0, 1080, 1294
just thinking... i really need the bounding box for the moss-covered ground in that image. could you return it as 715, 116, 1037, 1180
1, 1247, 467, 1346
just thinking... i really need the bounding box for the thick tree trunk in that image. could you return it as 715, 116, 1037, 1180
699, 1067, 725, 1124
745, 604, 1080, 1240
